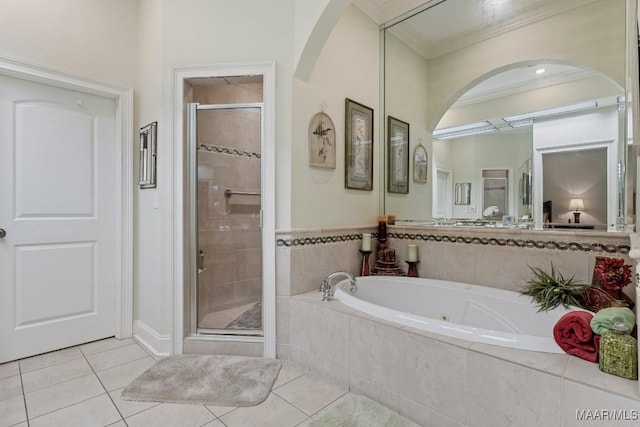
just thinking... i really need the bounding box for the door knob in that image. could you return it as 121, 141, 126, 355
0, 228, 5, 238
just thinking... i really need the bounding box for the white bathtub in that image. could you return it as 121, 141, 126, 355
333, 275, 582, 353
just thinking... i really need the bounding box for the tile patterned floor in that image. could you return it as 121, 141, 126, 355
0, 338, 350, 427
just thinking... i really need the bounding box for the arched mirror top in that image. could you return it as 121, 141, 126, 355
434, 61, 624, 133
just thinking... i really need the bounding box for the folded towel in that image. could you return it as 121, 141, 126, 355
590, 307, 636, 335
554, 311, 600, 363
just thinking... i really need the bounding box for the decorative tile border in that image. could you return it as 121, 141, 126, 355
390, 232, 630, 254
276, 231, 630, 254
277, 233, 364, 247
198, 143, 261, 159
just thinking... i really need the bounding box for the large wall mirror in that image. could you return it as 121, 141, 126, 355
382, 0, 638, 232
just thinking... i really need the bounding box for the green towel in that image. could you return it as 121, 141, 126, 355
590, 307, 636, 335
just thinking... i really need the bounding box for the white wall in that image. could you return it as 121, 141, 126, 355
426, 0, 625, 130
0, 0, 138, 88
384, 33, 431, 221
447, 131, 530, 219
135, 0, 165, 339
133, 0, 297, 338
0, 0, 380, 341
291, 5, 380, 227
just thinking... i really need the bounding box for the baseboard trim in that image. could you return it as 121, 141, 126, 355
133, 320, 171, 358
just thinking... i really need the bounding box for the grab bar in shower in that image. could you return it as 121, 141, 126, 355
224, 189, 261, 198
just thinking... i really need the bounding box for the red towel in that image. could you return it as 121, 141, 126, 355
553, 311, 600, 363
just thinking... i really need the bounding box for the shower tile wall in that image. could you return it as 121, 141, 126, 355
194, 81, 263, 329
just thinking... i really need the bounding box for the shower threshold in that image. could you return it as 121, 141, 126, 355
196, 328, 263, 337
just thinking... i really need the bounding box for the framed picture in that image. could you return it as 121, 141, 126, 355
455, 182, 471, 205
139, 121, 157, 189
413, 143, 428, 183
308, 112, 336, 169
345, 98, 374, 191
387, 116, 409, 194
521, 172, 531, 205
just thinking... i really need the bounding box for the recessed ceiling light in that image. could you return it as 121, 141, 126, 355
535, 68, 546, 75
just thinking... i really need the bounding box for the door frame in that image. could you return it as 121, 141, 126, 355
0, 57, 134, 340
172, 62, 277, 357
433, 166, 453, 218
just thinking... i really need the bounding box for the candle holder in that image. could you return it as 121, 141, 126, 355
405, 260, 419, 277
359, 250, 372, 276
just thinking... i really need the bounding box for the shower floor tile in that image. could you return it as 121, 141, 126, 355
198, 302, 261, 330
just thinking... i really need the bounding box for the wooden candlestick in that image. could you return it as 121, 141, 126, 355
405, 261, 419, 277
359, 250, 372, 276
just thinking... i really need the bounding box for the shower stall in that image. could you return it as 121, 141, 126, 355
186, 76, 264, 339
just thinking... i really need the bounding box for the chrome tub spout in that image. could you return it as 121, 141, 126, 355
319, 271, 357, 301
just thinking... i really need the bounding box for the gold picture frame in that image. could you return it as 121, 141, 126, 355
387, 116, 409, 194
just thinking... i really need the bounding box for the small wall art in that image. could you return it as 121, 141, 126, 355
308, 111, 336, 169
387, 116, 409, 194
455, 182, 471, 205
345, 98, 374, 191
139, 121, 157, 189
413, 142, 428, 184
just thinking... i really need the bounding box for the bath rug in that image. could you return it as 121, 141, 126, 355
121, 354, 281, 407
226, 302, 262, 330
309, 396, 419, 427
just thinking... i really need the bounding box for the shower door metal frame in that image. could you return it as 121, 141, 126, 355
188, 102, 265, 338
173, 61, 276, 359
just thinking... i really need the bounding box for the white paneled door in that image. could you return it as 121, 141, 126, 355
0, 74, 117, 363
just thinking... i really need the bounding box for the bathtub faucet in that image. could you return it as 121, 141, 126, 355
320, 271, 357, 301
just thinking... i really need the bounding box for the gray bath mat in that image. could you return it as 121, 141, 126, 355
309, 396, 419, 427
226, 302, 262, 330
121, 354, 281, 407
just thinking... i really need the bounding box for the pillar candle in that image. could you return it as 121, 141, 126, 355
408, 244, 418, 262
362, 233, 371, 251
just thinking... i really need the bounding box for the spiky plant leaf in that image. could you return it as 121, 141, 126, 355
520, 263, 587, 312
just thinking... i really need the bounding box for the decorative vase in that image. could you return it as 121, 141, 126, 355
599, 319, 638, 380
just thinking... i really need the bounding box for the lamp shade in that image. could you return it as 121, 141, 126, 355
568, 198, 584, 211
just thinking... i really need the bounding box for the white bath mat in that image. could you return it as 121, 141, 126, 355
121, 354, 281, 407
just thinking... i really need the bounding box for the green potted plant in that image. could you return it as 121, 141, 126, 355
520, 263, 588, 312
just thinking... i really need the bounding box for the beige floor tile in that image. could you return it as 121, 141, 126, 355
21, 358, 93, 393
106, 421, 127, 427
220, 393, 307, 427
29, 394, 121, 427
95, 356, 156, 392
0, 395, 26, 427
25, 374, 105, 418
108, 387, 160, 418
274, 374, 346, 416
0, 362, 19, 381
202, 419, 226, 426
80, 338, 134, 357
273, 360, 304, 389
19, 347, 84, 373
0, 375, 23, 401
295, 417, 313, 427
124, 403, 215, 427
206, 404, 236, 417
86, 343, 148, 372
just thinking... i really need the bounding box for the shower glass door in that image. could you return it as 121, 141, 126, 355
190, 102, 263, 336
